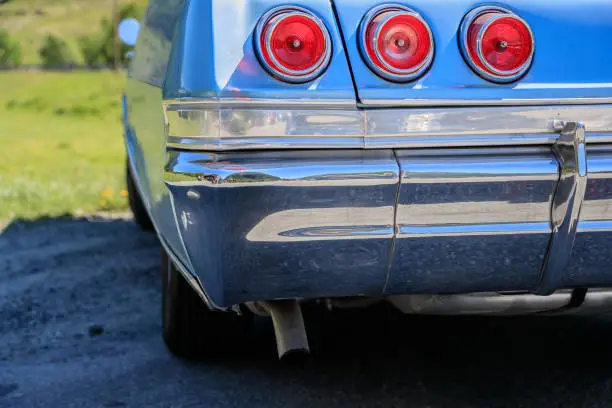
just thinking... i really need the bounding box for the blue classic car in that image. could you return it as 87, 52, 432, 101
120, 0, 612, 359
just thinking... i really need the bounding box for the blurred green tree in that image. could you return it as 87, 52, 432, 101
0, 29, 22, 67
78, 36, 103, 67
39, 35, 75, 68
78, 3, 144, 68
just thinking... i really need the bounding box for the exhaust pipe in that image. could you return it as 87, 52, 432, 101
259, 300, 310, 359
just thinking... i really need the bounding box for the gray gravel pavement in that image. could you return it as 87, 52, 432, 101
2, 216, 612, 407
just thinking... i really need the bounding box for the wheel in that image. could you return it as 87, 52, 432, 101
161, 248, 252, 360
126, 159, 154, 232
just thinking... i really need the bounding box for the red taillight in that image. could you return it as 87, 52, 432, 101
360, 5, 434, 82
255, 6, 332, 83
460, 6, 534, 83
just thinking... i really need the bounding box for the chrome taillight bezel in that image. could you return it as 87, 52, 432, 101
358, 3, 435, 83
254, 6, 332, 84
459, 5, 535, 83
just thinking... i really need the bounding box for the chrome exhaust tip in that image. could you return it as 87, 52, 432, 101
257, 300, 310, 359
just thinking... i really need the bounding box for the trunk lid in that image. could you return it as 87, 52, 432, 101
331, 0, 612, 106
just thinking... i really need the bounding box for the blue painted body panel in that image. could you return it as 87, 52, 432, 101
125, 0, 191, 267
332, 0, 612, 104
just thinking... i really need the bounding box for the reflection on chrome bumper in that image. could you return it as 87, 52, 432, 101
165, 150, 398, 306
387, 147, 558, 295
163, 132, 612, 308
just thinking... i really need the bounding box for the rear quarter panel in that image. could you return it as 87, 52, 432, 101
125, 0, 357, 266
124, 0, 188, 264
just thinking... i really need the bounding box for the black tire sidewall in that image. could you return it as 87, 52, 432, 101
160, 248, 253, 359
126, 159, 154, 232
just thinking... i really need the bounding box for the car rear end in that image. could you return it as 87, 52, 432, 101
154, 0, 612, 313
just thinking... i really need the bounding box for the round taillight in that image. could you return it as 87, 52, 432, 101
359, 4, 434, 82
460, 6, 534, 83
255, 6, 332, 83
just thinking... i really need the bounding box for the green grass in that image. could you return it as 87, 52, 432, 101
0, 0, 149, 64
0, 70, 129, 220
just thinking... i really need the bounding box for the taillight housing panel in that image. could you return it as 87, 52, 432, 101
255, 6, 332, 84
460, 6, 535, 83
359, 4, 434, 82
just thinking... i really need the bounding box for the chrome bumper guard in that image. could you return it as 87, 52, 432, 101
164, 119, 612, 309
538, 122, 587, 294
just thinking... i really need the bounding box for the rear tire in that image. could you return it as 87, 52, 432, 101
161, 248, 252, 360
126, 159, 154, 232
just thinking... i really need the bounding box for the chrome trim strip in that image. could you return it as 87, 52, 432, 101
577, 220, 612, 232
255, 6, 332, 83
164, 99, 357, 109
537, 122, 588, 295
164, 103, 612, 150
164, 108, 366, 150
359, 4, 434, 82
166, 136, 364, 151
361, 97, 612, 107
166, 97, 612, 109
399, 222, 551, 237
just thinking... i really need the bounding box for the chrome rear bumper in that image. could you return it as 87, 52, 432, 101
165, 150, 398, 306
162, 119, 612, 308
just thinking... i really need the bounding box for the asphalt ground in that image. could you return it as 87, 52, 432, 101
2, 215, 612, 407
